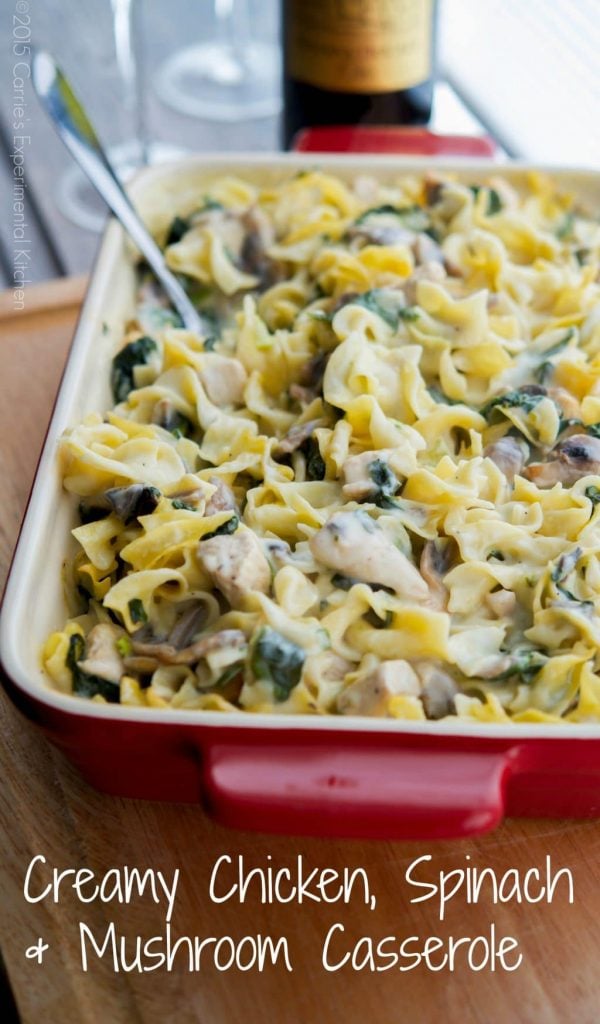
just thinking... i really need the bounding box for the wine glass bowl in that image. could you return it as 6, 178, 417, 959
154, 0, 281, 122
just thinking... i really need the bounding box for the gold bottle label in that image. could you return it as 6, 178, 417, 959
287, 0, 434, 94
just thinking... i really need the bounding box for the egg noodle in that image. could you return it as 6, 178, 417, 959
43, 169, 600, 723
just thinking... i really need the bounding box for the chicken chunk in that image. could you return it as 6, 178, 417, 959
548, 387, 581, 421
337, 660, 421, 716
412, 233, 444, 266
78, 623, 125, 684
200, 354, 247, 407
484, 436, 529, 483
205, 477, 237, 517
486, 589, 517, 618
199, 529, 271, 607
309, 512, 429, 600
525, 434, 600, 487
341, 449, 395, 501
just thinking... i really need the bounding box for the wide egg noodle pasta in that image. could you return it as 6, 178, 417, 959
43, 168, 600, 724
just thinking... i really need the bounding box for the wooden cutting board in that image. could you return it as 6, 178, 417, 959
0, 280, 599, 1024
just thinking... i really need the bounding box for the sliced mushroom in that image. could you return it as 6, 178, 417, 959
239, 206, 281, 286
484, 436, 529, 483
414, 662, 458, 719
309, 512, 429, 601
77, 623, 125, 683
337, 660, 421, 716
199, 529, 271, 606
205, 477, 238, 517
525, 434, 600, 487
105, 483, 161, 522
424, 174, 445, 207
289, 352, 329, 405
131, 628, 247, 667
200, 354, 247, 407
168, 602, 210, 649
274, 419, 322, 457
420, 539, 457, 610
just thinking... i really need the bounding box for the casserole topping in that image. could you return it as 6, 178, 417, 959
42, 169, 600, 722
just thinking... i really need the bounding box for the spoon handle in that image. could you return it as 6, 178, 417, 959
31, 49, 205, 336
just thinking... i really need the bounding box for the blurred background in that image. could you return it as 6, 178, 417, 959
1, 0, 598, 288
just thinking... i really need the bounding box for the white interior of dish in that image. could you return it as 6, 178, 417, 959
3, 153, 600, 738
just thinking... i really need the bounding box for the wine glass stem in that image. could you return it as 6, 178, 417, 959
215, 0, 250, 71
111, 0, 148, 169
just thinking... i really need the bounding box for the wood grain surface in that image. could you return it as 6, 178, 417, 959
1, 282, 599, 1024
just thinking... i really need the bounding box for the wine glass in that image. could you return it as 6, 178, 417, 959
57, 0, 186, 232
154, 0, 281, 122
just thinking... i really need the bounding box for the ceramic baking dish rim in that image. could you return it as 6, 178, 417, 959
2, 151, 600, 742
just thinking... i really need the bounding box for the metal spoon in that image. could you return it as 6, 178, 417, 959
31, 49, 206, 335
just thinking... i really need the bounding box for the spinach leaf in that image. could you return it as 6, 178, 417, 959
138, 304, 183, 332
354, 204, 431, 233
427, 385, 462, 406
492, 649, 548, 683
201, 514, 240, 541
78, 498, 110, 525
250, 627, 305, 702
555, 211, 575, 240
353, 289, 413, 329
66, 634, 120, 703
368, 458, 400, 508
535, 330, 575, 383
551, 548, 581, 584
111, 336, 158, 403
469, 185, 503, 216
171, 498, 197, 511
586, 423, 600, 438
331, 573, 361, 591
301, 437, 326, 480
481, 388, 546, 421
535, 362, 553, 385
166, 215, 189, 246
585, 485, 600, 506
543, 327, 576, 357
331, 572, 393, 595
198, 196, 223, 213
128, 598, 148, 624
364, 607, 394, 629
116, 635, 133, 657
155, 407, 193, 437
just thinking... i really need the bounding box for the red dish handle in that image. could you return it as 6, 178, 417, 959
201, 741, 515, 840
292, 126, 498, 157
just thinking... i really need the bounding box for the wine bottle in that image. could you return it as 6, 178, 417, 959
282, 0, 437, 148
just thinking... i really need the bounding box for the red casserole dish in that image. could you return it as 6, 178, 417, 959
2, 147, 600, 841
